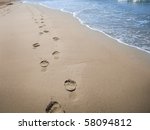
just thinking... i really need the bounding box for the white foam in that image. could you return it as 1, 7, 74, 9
72, 14, 150, 54
118, 0, 150, 2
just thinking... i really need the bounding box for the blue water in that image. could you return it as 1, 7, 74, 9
24, 0, 150, 53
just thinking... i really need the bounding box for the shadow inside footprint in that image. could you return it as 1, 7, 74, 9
33, 43, 40, 48
7, 3, 13, 5
53, 37, 60, 41
64, 79, 77, 92
39, 26, 43, 28
52, 51, 60, 59
40, 60, 49, 67
45, 101, 65, 113
39, 32, 44, 35
43, 30, 49, 33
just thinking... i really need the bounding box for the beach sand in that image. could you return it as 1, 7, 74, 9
0, 1, 150, 112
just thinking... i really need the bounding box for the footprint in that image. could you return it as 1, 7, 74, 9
43, 30, 49, 33
7, 3, 13, 5
41, 18, 44, 20
39, 26, 43, 28
52, 51, 60, 59
39, 32, 44, 35
64, 79, 77, 92
53, 37, 60, 41
33, 43, 40, 48
40, 60, 49, 67
41, 21, 44, 23
45, 100, 65, 113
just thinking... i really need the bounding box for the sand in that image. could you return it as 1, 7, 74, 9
0, 1, 150, 113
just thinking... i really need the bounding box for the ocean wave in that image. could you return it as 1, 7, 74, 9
23, 0, 150, 54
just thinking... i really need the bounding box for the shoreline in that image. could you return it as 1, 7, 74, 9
0, 1, 150, 112
38, 2, 150, 54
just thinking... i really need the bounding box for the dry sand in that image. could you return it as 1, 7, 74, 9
0, 1, 150, 113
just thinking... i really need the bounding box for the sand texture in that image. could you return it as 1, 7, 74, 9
0, 1, 150, 113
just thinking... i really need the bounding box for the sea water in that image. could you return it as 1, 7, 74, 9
24, 0, 150, 53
